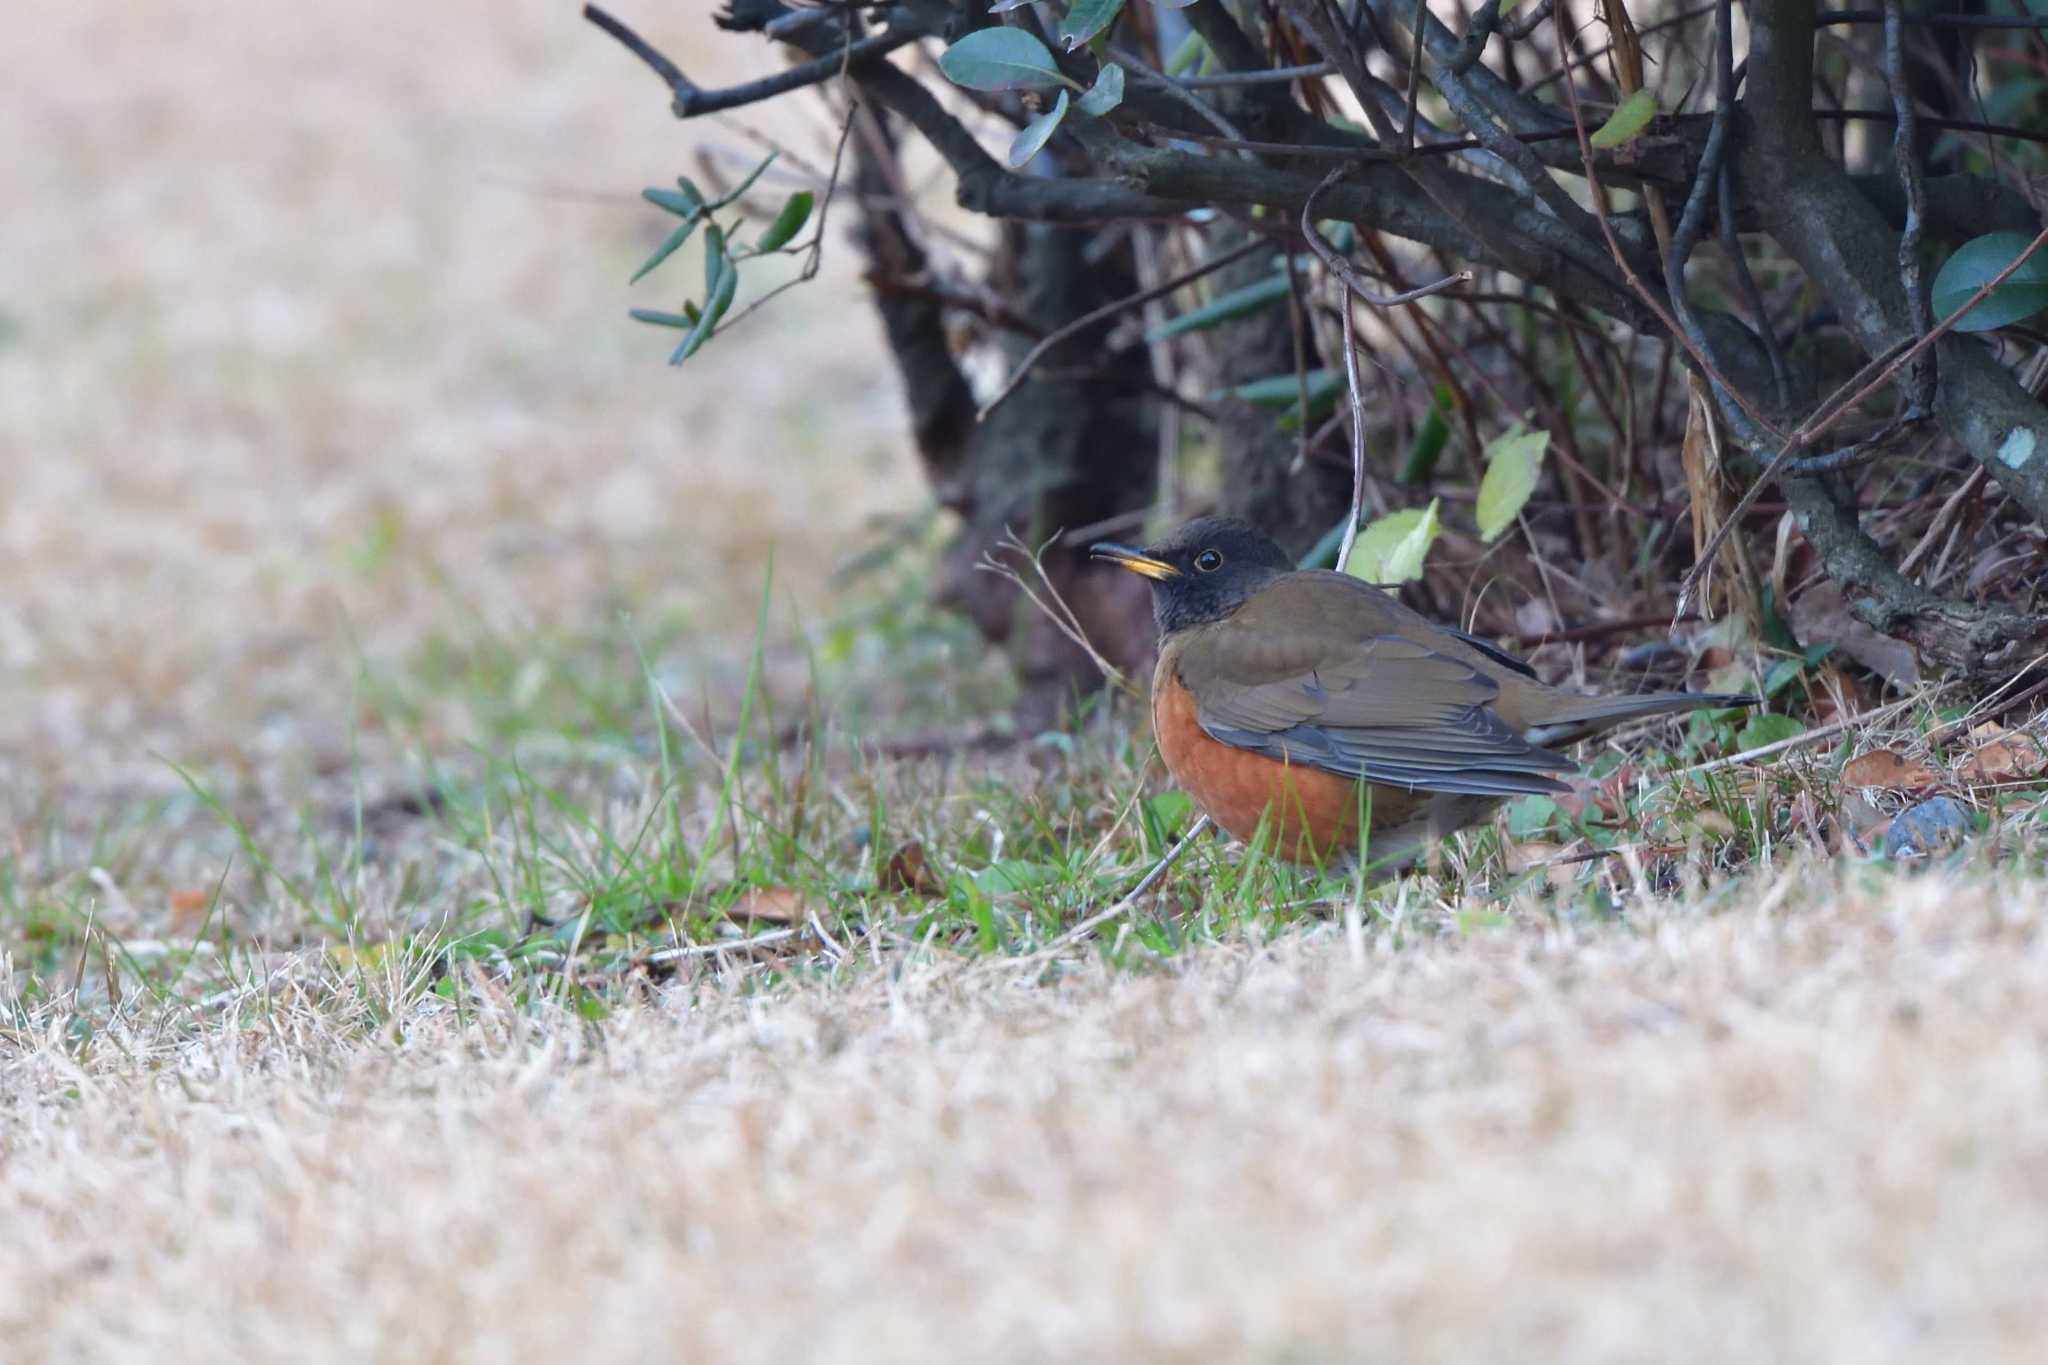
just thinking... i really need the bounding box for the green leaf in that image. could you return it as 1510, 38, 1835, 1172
1060, 0, 1126, 49
1476, 422, 1548, 541
1164, 30, 1209, 76
1397, 386, 1453, 484
670, 254, 738, 366
1587, 89, 1657, 149
756, 191, 814, 251
629, 307, 695, 328
1212, 347, 1344, 428
707, 153, 777, 209
1507, 795, 1563, 839
1075, 61, 1126, 116
630, 218, 698, 284
937, 28, 1064, 91
1931, 231, 2048, 334
703, 225, 726, 296
1736, 712, 1805, 753
1139, 790, 1195, 855
642, 185, 704, 218
1347, 498, 1442, 585
1763, 656, 1806, 699
1007, 89, 1069, 168
973, 860, 1064, 895
1146, 272, 1290, 341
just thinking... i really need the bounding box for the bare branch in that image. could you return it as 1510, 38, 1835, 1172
583, 4, 915, 117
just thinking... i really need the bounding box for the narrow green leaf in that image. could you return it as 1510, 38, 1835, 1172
1225, 368, 1340, 407
707, 153, 778, 210
1347, 499, 1442, 585
1164, 30, 1209, 76
1146, 272, 1291, 341
629, 308, 695, 329
642, 186, 703, 217
1007, 89, 1069, 168
703, 224, 726, 297
1075, 61, 1126, 117
1397, 386, 1453, 484
1587, 89, 1657, 149
1476, 422, 1549, 541
671, 256, 738, 365
1059, 0, 1127, 50
756, 191, 814, 251
937, 28, 1063, 91
630, 218, 699, 284
1931, 231, 2048, 334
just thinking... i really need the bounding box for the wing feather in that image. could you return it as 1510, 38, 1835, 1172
1174, 583, 1574, 797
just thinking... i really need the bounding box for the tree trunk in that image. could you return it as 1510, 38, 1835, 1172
853, 110, 1157, 726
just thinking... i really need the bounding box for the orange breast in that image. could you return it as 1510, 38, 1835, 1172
1151, 658, 1423, 865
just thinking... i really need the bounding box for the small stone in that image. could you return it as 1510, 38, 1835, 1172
1885, 797, 1971, 859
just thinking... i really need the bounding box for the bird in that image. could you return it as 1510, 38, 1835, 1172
1091, 516, 1758, 870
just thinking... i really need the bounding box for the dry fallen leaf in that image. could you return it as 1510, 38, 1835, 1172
880, 840, 945, 897
725, 886, 819, 925
1842, 749, 1943, 793
1956, 733, 2046, 785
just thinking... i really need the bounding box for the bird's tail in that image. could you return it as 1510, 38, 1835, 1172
1525, 690, 1757, 748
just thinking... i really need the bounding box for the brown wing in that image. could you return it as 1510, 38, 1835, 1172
1174, 579, 1574, 798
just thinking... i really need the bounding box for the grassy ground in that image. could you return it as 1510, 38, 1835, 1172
5, 3, 2048, 1361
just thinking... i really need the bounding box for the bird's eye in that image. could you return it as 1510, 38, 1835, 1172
1193, 549, 1224, 572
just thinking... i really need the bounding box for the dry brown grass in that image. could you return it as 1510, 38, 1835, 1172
6, 3, 2048, 1362
3, 869, 2046, 1362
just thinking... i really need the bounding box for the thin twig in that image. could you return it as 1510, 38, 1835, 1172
1676, 221, 2048, 616
977, 530, 1133, 690
1299, 170, 1471, 307
1814, 108, 2048, 150
1678, 691, 1929, 777
1171, 126, 1588, 161
1336, 286, 1369, 574
976, 238, 1266, 423
1550, 20, 1786, 442
1179, 61, 1333, 87
1898, 466, 1987, 578
645, 927, 799, 964
1112, 49, 1250, 143
1010, 817, 1213, 961
1526, 1, 1719, 90
1927, 672, 2048, 746
1780, 415, 1927, 476
1399, 0, 1431, 156
583, 4, 915, 117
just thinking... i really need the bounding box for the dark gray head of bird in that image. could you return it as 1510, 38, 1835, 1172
1090, 516, 1293, 635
